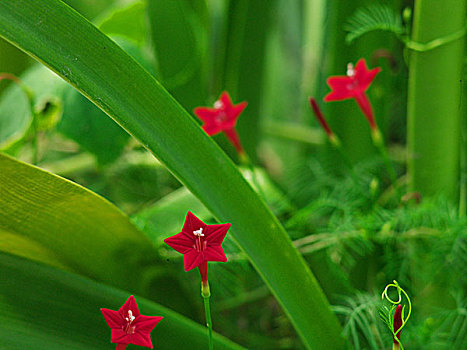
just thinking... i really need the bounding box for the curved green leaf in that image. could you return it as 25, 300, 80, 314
0, 152, 156, 292
0, 1, 345, 348
0, 252, 245, 349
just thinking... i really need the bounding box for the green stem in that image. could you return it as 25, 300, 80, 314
407, 0, 467, 202
372, 130, 398, 188
202, 282, 213, 350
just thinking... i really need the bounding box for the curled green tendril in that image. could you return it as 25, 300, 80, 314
381, 280, 411, 350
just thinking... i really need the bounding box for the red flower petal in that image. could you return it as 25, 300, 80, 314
184, 250, 204, 271
324, 76, 354, 101
182, 211, 207, 234
193, 92, 247, 153
165, 212, 231, 274
164, 231, 194, 254
206, 223, 231, 245
102, 296, 163, 349
202, 123, 223, 136
119, 295, 140, 318
219, 91, 233, 108
193, 107, 218, 122
203, 246, 227, 262
354, 59, 381, 92
101, 308, 122, 329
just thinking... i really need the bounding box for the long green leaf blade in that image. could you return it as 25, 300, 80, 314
0, 252, 245, 349
0, 1, 345, 348
0, 152, 155, 291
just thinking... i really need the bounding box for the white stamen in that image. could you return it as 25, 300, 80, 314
125, 310, 135, 323
193, 228, 204, 237
346, 63, 355, 77
214, 100, 224, 109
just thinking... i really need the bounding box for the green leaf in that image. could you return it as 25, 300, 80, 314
0, 152, 157, 293
58, 84, 130, 165
0, 1, 345, 348
146, 0, 208, 109
132, 168, 292, 243
97, 1, 147, 46
0, 64, 66, 148
344, 4, 405, 44
0, 252, 245, 349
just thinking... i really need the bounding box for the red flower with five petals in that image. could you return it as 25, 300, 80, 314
194, 92, 247, 155
101, 295, 163, 350
164, 211, 230, 283
324, 58, 381, 131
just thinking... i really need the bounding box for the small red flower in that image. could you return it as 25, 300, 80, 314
324, 58, 381, 131
164, 211, 230, 283
194, 92, 247, 154
393, 304, 403, 344
101, 296, 163, 350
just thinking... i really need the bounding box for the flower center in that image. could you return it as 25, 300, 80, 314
215, 111, 228, 123
214, 100, 224, 109
346, 63, 355, 77
123, 310, 136, 334
193, 228, 207, 252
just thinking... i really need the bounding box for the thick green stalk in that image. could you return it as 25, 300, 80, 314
407, 0, 466, 201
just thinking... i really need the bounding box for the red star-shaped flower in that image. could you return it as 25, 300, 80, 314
324, 58, 381, 131
101, 295, 163, 350
194, 91, 247, 154
164, 211, 231, 282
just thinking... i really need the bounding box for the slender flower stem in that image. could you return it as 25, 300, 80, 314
201, 281, 213, 350
116, 343, 127, 350
392, 343, 400, 350
372, 130, 398, 188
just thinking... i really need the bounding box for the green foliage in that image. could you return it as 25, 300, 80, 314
0, 152, 157, 291
0, 252, 245, 350
0, 0, 464, 348
345, 4, 405, 44
0, 1, 345, 349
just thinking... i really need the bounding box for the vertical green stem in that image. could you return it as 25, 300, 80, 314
203, 296, 213, 350
407, 0, 467, 201
202, 282, 213, 350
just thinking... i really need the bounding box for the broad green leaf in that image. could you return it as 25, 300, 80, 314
0, 252, 245, 349
0, 1, 346, 348
147, 0, 208, 110
0, 152, 197, 316
0, 152, 156, 292
0, 64, 66, 148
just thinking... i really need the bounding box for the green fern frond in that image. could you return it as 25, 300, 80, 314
345, 4, 405, 44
